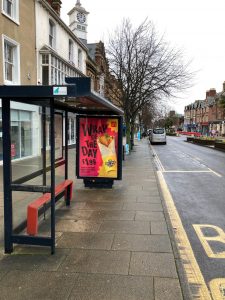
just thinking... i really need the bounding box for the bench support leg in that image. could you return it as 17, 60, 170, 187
64, 183, 73, 206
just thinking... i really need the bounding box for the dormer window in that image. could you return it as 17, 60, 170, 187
2, 0, 19, 23
49, 19, 56, 48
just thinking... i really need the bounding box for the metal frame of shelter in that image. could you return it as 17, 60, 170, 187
0, 78, 123, 254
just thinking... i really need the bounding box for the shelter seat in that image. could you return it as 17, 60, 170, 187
27, 179, 73, 236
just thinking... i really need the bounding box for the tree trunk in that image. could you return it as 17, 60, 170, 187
130, 121, 135, 150
125, 119, 131, 151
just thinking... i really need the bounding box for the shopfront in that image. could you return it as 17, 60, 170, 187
0, 105, 39, 162
0, 105, 77, 163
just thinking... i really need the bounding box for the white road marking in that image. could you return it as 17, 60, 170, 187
151, 147, 165, 172
163, 170, 221, 177
151, 146, 222, 177
207, 167, 222, 178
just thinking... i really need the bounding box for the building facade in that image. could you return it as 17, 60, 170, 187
184, 84, 225, 136
36, 0, 89, 148
0, 0, 89, 163
0, 0, 122, 163
0, 0, 39, 161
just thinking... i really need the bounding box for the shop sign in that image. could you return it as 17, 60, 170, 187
53, 86, 67, 96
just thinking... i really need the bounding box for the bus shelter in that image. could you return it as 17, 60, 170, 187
0, 78, 123, 254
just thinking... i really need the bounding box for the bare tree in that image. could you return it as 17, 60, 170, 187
106, 18, 194, 147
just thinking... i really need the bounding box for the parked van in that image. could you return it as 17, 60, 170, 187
150, 128, 167, 144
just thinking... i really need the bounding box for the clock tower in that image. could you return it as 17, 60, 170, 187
68, 0, 89, 44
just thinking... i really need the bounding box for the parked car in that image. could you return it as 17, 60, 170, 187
150, 128, 167, 144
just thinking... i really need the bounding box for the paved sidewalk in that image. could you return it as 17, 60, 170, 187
0, 139, 184, 300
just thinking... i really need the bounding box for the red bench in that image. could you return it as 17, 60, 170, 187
27, 179, 73, 236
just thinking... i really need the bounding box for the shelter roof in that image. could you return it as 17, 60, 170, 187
0, 78, 123, 116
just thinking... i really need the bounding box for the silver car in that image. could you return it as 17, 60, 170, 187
150, 128, 167, 144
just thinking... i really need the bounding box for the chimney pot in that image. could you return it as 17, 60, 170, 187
47, 0, 62, 15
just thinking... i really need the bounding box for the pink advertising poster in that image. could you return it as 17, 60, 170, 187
78, 117, 118, 178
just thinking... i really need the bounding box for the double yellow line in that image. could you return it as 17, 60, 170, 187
158, 171, 212, 300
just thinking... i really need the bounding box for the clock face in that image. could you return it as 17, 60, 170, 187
77, 12, 86, 23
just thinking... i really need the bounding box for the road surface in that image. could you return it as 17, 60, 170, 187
151, 135, 225, 300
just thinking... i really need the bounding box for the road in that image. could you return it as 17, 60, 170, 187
151, 135, 225, 300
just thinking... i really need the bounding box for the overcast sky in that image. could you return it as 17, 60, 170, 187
61, 0, 225, 114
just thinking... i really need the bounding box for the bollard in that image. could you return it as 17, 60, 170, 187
125, 143, 129, 155
137, 131, 141, 140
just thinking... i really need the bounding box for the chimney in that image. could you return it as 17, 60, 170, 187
47, 0, 62, 15
223, 81, 225, 92
208, 88, 216, 97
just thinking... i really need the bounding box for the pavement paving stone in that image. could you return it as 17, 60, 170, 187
68, 273, 154, 300
58, 249, 130, 275
151, 220, 169, 235
123, 202, 163, 212
0, 248, 70, 271
135, 211, 165, 221
0, 270, 8, 281
0, 270, 78, 300
64, 201, 87, 210
55, 219, 102, 233
129, 252, 178, 278
82, 202, 124, 211
122, 173, 155, 179
90, 210, 135, 221
154, 277, 183, 300
112, 233, 172, 252
85, 195, 125, 202
57, 232, 114, 250
99, 220, 150, 234
141, 185, 160, 191
121, 190, 160, 197
143, 177, 157, 181
121, 185, 144, 191
136, 195, 161, 203
116, 196, 138, 202
55, 208, 94, 220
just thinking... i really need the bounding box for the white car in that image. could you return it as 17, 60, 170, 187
150, 128, 167, 144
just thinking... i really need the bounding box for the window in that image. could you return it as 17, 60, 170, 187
9, 110, 32, 160
49, 19, 56, 48
69, 39, 74, 62
3, 36, 20, 84
153, 128, 165, 134
99, 74, 105, 96
41, 54, 49, 85
41, 53, 81, 85
2, 0, 19, 22
78, 48, 82, 69
67, 117, 76, 145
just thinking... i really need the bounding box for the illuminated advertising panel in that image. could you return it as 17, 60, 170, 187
77, 116, 122, 179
